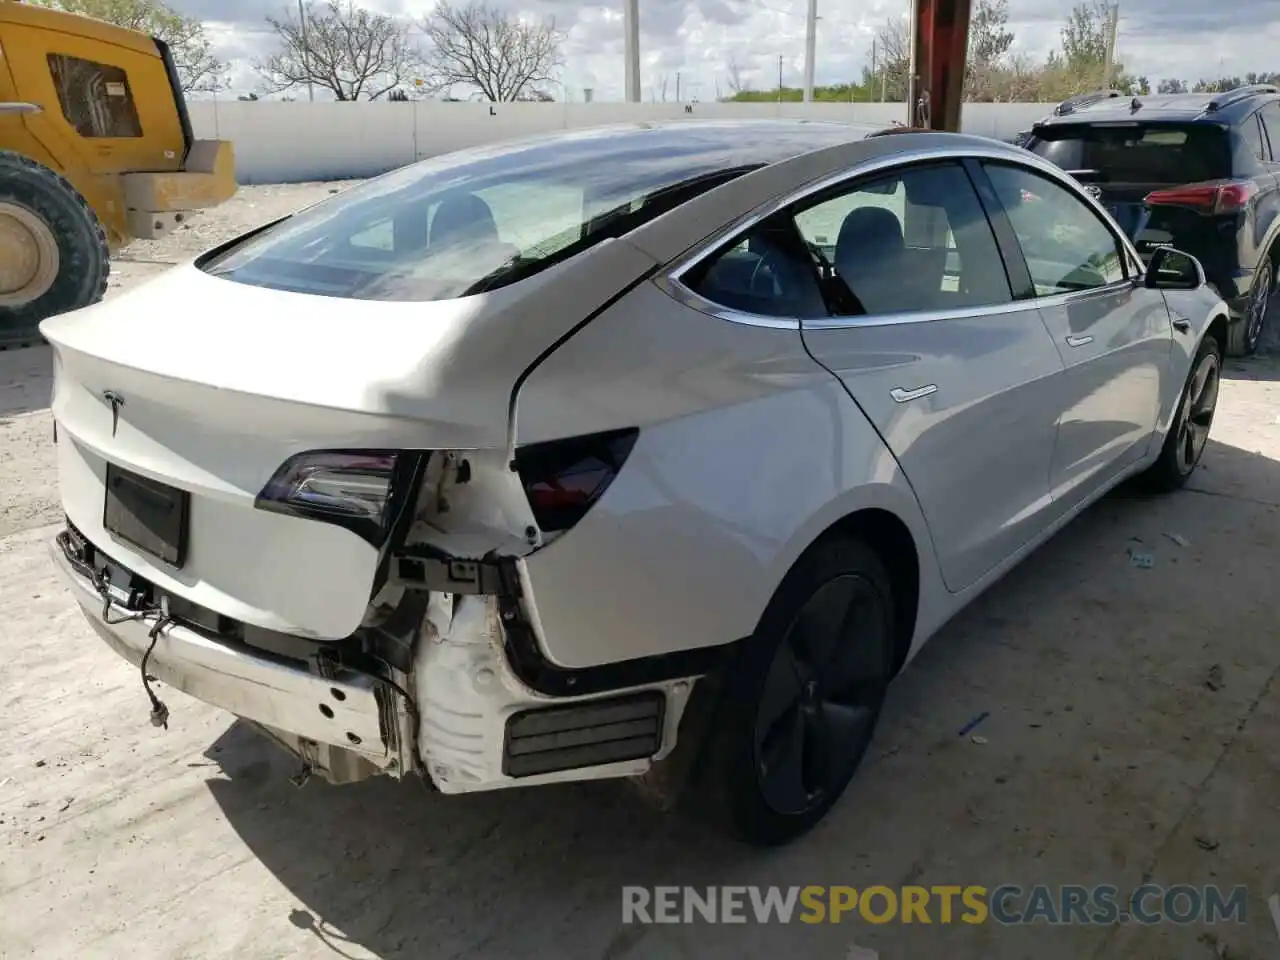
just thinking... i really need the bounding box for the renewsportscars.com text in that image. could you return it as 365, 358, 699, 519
621, 884, 1249, 926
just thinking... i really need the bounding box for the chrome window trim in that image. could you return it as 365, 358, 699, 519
658, 140, 1150, 331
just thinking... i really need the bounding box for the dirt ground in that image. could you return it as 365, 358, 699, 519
2, 187, 1280, 960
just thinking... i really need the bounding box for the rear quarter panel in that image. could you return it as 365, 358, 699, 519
514, 280, 945, 670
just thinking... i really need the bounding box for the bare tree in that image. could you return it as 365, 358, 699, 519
861, 14, 910, 101
256, 1, 423, 101
420, 1, 564, 102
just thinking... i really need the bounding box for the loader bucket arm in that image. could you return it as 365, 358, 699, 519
908, 0, 973, 132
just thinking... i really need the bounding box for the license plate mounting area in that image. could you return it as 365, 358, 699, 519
103, 463, 189, 568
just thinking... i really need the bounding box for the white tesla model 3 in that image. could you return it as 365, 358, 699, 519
43, 121, 1227, 846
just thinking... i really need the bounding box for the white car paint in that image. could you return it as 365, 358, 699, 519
40, 122, 1228, 817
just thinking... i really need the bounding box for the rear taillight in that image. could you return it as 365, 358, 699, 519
256, 450, 409, 545
1144, 180, 1257, 215
513, 428, 639, 533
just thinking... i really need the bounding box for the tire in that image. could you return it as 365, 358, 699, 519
1229, 255, 1274, 357
0, 151, 109, 348
683, 536, 896, 846
1142, 333, 1222, 491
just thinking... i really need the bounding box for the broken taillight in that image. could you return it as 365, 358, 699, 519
255, 450, 408, 545
1144, 180, 1258, 215
513, 428, 639, 533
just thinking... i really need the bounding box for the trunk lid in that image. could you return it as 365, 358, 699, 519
42, 242, 656, 638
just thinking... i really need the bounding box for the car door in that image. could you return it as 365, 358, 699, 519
789, 160, 1068, 594
979, 161, 1173, 509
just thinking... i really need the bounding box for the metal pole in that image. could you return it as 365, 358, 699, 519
676, 71, 681, 101
870, 38, 876, 102
623, 0, 641, 103
1101, 3, 1119, 89
802, 0, 817, 102
778, 54, 784, 103
906, 0, 920, 121
298, 0, 315, 102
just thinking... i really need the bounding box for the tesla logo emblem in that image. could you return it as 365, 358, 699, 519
102, 390, 125, 437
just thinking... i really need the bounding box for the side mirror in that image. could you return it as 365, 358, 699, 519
1144, 246, 1205, 290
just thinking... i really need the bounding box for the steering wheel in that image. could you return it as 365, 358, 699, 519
748, 250, 784, 297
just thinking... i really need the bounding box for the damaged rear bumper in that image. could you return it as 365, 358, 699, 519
50, 527, 701, 794
50, 530, 408, 782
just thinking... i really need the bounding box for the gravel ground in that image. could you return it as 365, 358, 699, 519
2, 188, 1280, 960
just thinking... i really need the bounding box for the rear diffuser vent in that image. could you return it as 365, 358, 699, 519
502, 690, 666, 778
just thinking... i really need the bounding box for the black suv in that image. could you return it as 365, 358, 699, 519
1025, 85, 1280, 354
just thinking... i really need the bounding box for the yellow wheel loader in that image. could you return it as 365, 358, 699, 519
0, 1, 236, 346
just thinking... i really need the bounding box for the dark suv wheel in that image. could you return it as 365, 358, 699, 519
1242, 256, 1274, 355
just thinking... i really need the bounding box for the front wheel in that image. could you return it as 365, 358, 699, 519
1143, 333, 1222, 491
0, 151, 109, 347
684, 536, 896, 846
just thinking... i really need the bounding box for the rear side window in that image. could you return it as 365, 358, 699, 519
47, 54, 142, 139
1028, 123, 1231, 184
682, 216, 828, 319
1260, 103, 1280, 159
1243, 112, 1268, 160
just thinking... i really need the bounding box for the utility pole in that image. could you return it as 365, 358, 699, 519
778, 54, 784, 103
623, 0, 641, 102
676, 71, 681, 102
298, 0, 314, 102
1101, 2, 1119, 89
870, 38, 876, 102
802, 0, 817, 102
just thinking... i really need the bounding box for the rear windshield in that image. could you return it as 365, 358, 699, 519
200, 131, 764, 302
1027, 123, 1231, 184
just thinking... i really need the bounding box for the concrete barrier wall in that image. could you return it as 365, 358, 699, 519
188, 100, 1055, 184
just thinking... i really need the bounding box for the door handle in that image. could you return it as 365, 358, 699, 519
1171, 316, 1192, 333
890, 384, 937, 403
1065, 335, 1094, 348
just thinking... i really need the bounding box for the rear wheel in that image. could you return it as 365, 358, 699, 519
0, 152, 109, 348
685, 536, 895, 846
1232, 256, 1274, 356
1143, 333, 1221, 491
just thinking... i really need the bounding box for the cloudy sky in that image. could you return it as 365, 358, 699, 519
176, 0, 1280, 101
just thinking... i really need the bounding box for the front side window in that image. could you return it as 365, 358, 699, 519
47, 54, 142, 139
792, 162, 1012, 315
984, 163, 1127, 295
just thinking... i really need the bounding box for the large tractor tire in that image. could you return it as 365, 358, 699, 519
0, 151, 109, 349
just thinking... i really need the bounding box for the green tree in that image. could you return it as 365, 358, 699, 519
1157, 78, 1188, 94
965, 0, 1016, 101
29, 0, 224, 93
1059, 1, 1111, 77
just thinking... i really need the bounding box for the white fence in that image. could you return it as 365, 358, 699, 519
187, 100, 1055, 185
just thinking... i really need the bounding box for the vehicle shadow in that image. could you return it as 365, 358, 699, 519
0, 345, 53, 419
202, 433, 1280, 960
